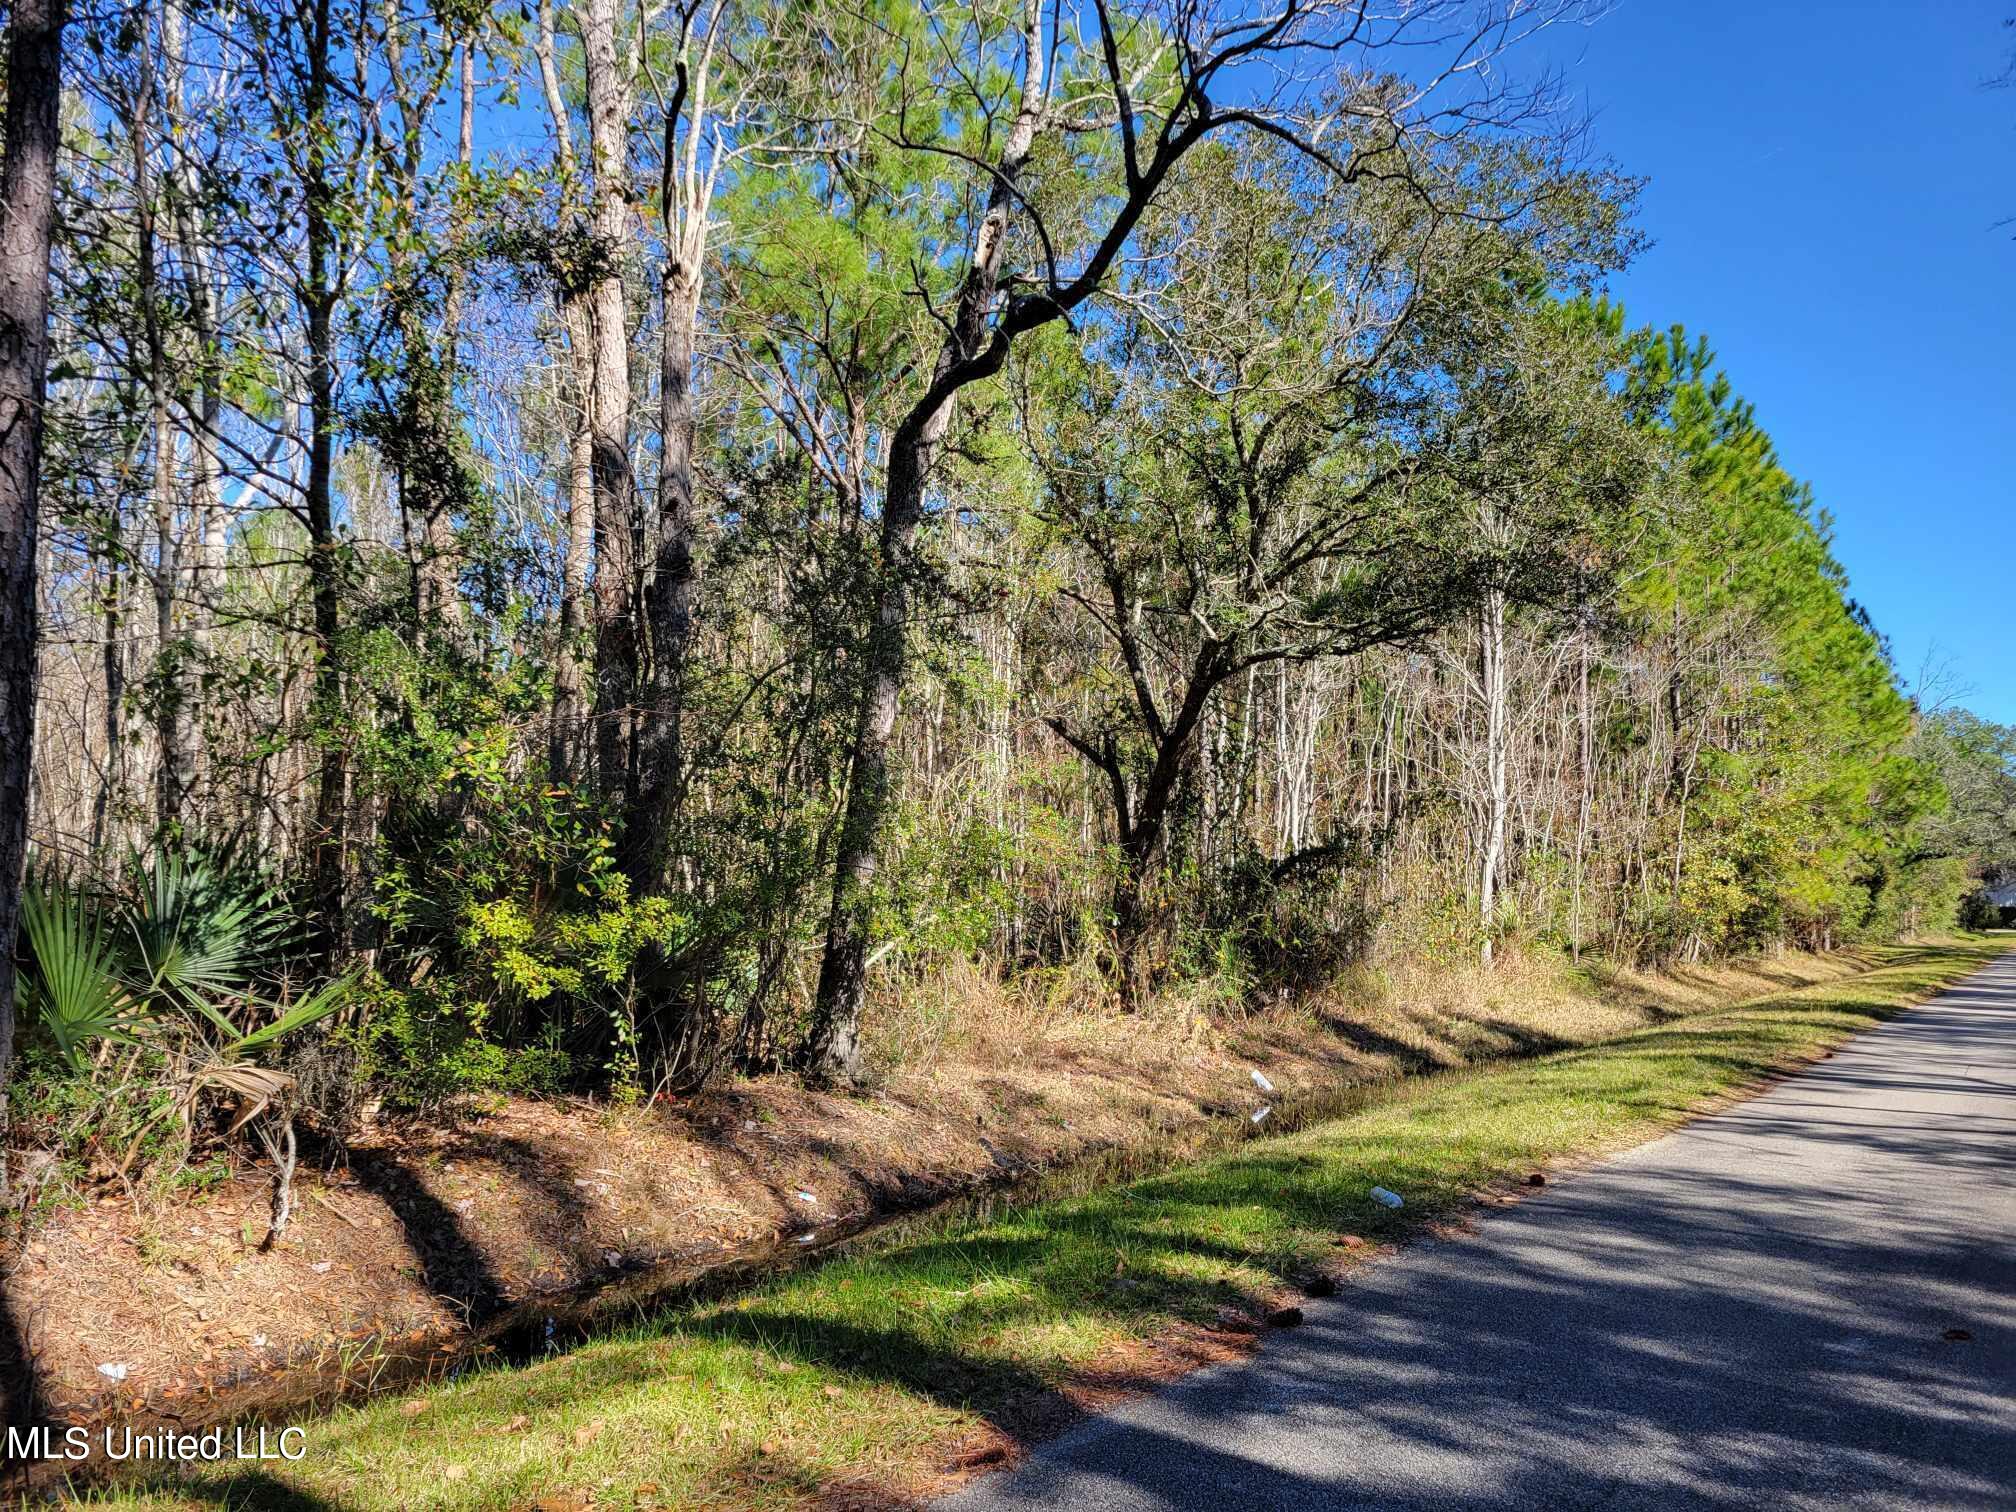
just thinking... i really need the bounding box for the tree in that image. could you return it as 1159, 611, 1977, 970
628, 0, 760, 893
1413, 290, 1645, 963
802, 0, 1607, 1084
0, 0, 69, 1180
581, 0, 639, 802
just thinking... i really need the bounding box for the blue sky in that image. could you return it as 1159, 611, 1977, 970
1538, 1, 2015, 721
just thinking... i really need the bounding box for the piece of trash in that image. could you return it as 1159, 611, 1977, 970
251, 1334, 268, 1349
602, 1250, 622, 1268
1265, 1306, 1304, 1328
1250, 1069, 1276, 1094
795, 1233, 817, 1244
796, 1190, 817, 1204
1370, 1186, 1404, 1209
455, 1198, 475, 1214
97, 1363, 129, 1382
1250, 1106, 1272, 1125
310, 1261, 332, 1274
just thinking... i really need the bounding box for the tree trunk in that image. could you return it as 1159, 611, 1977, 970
802, 2, 1048, 1085
628, 255, 700, 888
1479, 581, 1508, 966
580, 0, 637, 802
131, 47, 197, 831
150, 399, 192, 827
165, 0, 219, 818
1570, 606, 1592, 961
534, 0, 593, 785
550, 294, 596, 780
90, 521, 127, 850
0, 0, 67, 1184
302, 0, 347, 959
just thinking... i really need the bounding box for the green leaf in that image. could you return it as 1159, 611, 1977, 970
20, 887, 140, 1071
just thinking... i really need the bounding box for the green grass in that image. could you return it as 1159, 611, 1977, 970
70, 937, 2007, 1511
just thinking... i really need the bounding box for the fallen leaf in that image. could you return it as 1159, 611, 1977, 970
443, 1465, 467, 1481
572, 1420, 603, 1448
400, 1399, 430, 1417
822, 1384, 844, 1399
505, 1414, 530, 1432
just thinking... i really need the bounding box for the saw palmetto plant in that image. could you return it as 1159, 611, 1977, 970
18, 844, 351, 1236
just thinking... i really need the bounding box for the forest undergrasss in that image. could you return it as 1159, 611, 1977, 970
1, 0, 2013, 1232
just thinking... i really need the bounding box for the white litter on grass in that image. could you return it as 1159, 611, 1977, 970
1250, 1069, 1276, 1094
310, 1261, 333, 1273
1370, 1186, 1404, 1209
252, 1335, 269, 1349
797, 1191, 818, 1204
97, 1363, 129, 1382
795, 1233, 817, 1245
1251, 1106, 1272, 1125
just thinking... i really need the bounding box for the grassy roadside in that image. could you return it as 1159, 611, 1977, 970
71, 936, 2008, 1511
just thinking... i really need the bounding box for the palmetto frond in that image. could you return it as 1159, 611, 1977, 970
19, 887, 141, 1071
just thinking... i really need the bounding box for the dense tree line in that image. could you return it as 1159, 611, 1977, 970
2, 0, 2012, 1184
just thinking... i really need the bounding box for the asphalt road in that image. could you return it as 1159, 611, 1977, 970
944, 952, 2016, 1510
